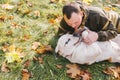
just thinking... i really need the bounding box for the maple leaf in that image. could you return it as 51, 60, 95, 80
81, 70, 91, 80
44, 45, 53, 51
1, 62, 10, 72
103, 66, 120, 79
31, 42, 40, 50
21, 25, 28, 28
23, 35, 30, 41
8, 15, 14, 20
11, 22, 19, 28
66, 64, 91, 79
6, 30, 13, 36
33, 56, 44, 64
48, 19, 56, 24
36, 44, 53, 54
5, 45, 23, 63
38, 57, 44, 64
21, 69, 30, 80
33, 10, 40, 17
22, 9, 31, 15
36, 48, 46, 54
1, 43, 9, 52
47, 13, 61, 24
23, 60, 30, 68
66, 64, 81, 78
5, 52, 22, 63
0, 15, 7, 22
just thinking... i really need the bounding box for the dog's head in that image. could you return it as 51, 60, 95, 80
73, 27, 87, 37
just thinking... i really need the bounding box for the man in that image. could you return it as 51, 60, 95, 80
57, 1, 120, 45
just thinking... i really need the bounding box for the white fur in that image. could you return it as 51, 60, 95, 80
55, 31, 120, 65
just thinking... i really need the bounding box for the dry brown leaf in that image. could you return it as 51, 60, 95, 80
0, 15, 7, 21
81, 71, 91, 80
22, 69, 30, 80
21, 25, 28, 28
44, 45, 53, 51
28, 3, 33, 7
31, 42, 40, 50
6, 30, 13, 36
36, 45, 53, 54
18, 52, 26, 58
1, 44, 9, 52
66, 64, 81, 78
33, 56, 44, 64
8, 45, 15, 52
36, 48, 46, 54
11, 22, 20, 28
22, 35, 30, 41
33, 10, 40, 17
8, 15, 14, 20
33, 56, 38, 61
48, 17, 61, 24
22, 9, 31, 15
66, 64, 91, 79
5, 45, 25, 63
56, 64, 62, 69
48, 19, 56, 24
103, 66, 120, 79
23, 60, 30, 68
1, 62, 10, 72
38, 57, 44, 64
16, 47, 22, 53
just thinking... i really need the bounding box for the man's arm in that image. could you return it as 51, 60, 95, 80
83, 13, 118, 44
97, 21, 118, 41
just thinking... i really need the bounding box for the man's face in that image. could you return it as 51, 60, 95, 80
64, 12, 83, 29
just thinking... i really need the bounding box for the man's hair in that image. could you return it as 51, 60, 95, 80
62, 2, 81, 19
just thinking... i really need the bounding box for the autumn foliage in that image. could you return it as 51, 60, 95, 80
0, 0, 120, 80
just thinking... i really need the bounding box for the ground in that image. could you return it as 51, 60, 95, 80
0, 0, 120, 80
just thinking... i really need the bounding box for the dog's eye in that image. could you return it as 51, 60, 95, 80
64, 38, 71, 46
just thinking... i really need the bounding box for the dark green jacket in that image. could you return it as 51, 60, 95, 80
58, 6, 120, 41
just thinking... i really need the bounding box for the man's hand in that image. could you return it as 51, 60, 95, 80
82, 30, 98, 45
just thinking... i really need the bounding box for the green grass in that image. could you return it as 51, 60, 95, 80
0, 0, 120, 80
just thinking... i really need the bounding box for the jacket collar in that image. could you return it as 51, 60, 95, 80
76, 1, 89, 29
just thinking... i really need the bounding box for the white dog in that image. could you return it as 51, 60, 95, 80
55, 30, 120, 65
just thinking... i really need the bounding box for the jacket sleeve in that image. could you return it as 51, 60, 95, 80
97, 20, 118, 41
86, 6, 118, 41
56, 19, 68, 37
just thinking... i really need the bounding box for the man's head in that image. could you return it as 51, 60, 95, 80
62, 2, 83, 29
